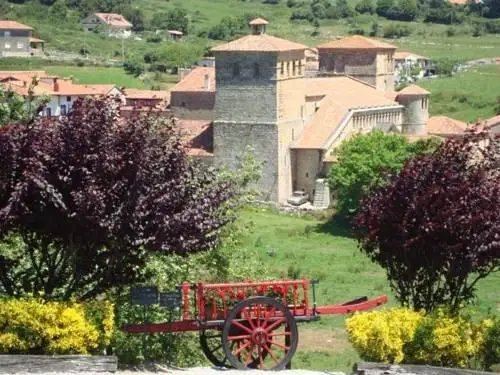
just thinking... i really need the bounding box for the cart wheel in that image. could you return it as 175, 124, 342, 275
200, 330, 229, 368
222, 296, 298, 370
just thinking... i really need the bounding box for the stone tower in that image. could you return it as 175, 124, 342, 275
396, 84, 430, 135
317, 35, 397, 93
212, 19, 307, 202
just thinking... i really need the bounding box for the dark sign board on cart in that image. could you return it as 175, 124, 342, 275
159, 290, 182, 310
130, 286, 158, 306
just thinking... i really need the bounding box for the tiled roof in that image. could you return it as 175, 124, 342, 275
397, 84, 430, 96
176, 119, 213, 156
426, 116, 467, 136
0, 71, 47, 81
317, 35, 397, 50
212, 34, 307, 52
2, 77, 117, 97
448, 0, 468, 5
94, 13, 132, 28
294, 76, 401, 149
483, 115, 500, 130
0, 21, 33, 30
29, 37, 45, 43
167, 30, 183, 35
124, 89, 170, 100
170, 67, 215, 92
249, 18, 269, 25
394, 51, 429, 60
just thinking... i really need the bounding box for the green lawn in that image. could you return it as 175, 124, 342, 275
420, 64, 500, 123
228, 207, 500, 372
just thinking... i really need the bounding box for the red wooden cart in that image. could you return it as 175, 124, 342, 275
122, 279, 388, 370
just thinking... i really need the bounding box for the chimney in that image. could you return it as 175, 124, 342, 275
204, 74, 211, 90
53, 77, 59, 92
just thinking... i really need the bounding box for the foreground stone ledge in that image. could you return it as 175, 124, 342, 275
0, 355, 117, 373
355, 362, 492, 375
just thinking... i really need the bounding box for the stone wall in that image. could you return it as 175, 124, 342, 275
214, 121, 279, 201
398, 95, 428, 135
375, 52, 395, 92
170, 91, 215, 111
294, 149, 323, 197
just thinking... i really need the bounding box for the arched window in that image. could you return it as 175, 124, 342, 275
253, 63, 260, 78
287, 61, 290, 76
232, 63, 240, 78
298, 60, 303, 75
280, 62, 285, 76
292, 61, 296, 76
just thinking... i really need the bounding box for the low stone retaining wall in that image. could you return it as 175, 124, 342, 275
0, 355, 117, 373
354, 362, 492, 375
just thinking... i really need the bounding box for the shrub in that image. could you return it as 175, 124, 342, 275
356, 0, 375, 14
482, 319, 500, 370
0, 298, 112, 354
383, 24, 412, 38
346, 308, 424, 363
353, 136, 500, 313
405, 310, 493, 368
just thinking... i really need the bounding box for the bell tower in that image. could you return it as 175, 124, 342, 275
212, 19, 306, 202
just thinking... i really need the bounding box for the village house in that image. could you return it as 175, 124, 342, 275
1, 71, 122, 116
81, 13, 132, 38
0, 21, 44, 57
167, 30, 183, 41
393, 51, 432, 82
166, 19, 468, 206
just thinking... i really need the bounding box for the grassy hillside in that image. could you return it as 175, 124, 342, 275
3, 0, 500, 61
232, 207, 499, 372
420, 64, 500, 123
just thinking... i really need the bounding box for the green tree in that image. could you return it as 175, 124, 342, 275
154, 43, 204, 70
396, 0, 417, 20
0, 83, 48, 127
151, 8, 189, 34
376, 0, 394, 16
356, 0, 375, 14
328, 130, 440, 219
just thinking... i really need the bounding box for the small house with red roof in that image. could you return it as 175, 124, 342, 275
0, 21, 45, 57
82, 13, 132, 38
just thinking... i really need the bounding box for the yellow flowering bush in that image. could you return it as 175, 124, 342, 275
405, 310, 493, 368
347, 308, 495, 368
0, 298, 114, 355
346, 308, 424, 363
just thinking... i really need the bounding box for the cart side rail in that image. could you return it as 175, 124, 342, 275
315, 294, 388, 315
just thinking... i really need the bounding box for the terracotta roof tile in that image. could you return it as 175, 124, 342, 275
295, 76, 401, 149
176, 119, 213, 156
0, 71, 47, 81
124, 89, 170, 100
397, 84, 430, 96
448, 0, 468, 5
394, 51, 429, 60
482, 115, 500, 130
0, 21, 33, 30
426, 116, 467, 135
317, 35, 397, 50
212, 34, 307, 52
249, 18, 269, 25
94, 13, 132, 28
29, 37, 45, 43
170, 67, 215, 92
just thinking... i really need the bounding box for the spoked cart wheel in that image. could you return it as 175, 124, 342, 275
222, 296, 299, 370
200, 330, 229, 368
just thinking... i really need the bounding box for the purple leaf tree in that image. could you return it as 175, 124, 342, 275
0, 98, 233, 300
353, 134, 500, 313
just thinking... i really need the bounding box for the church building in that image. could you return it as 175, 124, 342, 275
170, 19, 466, 206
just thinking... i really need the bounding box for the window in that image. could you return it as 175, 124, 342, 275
286, 61, 290, 76
4, 42, 11, 49
17, 42, 24, 49
46, 108, 52, 117
280, 62, 284, 76
253, 63, 260, 78
421, 98, 424, 109
4, 31, 10, 37
292, 61, 296, 76
232, 63, 240, 78
60, 105, 67, 116
298, 61, 303, 75
66, 96, 71, 102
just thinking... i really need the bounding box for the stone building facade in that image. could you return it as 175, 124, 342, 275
171, 21, 465, 205
317, 35, 396, 93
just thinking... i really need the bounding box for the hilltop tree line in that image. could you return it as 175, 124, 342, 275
286, 0, 500, 26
